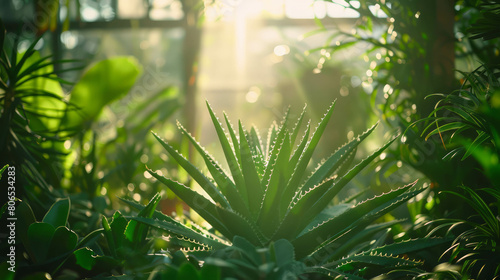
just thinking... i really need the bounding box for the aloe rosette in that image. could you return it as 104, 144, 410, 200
127, 101, 447, 278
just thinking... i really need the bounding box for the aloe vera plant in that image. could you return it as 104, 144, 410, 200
131, 101, 446, 278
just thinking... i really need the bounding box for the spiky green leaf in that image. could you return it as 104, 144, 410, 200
238, 121, 264, 218
294, 181, 421, 259
364, 237, 451, 256
281, 101, 336, 212
130, 216, 228, 250
276, 135, 400, 242
148, 171, 232, 238
206, 101, 248, 208
176, 121, 250, 218
302, 123, 378, 191
152, 131, 228, 208
224, 112, 241, 163
258, 132, 291, 236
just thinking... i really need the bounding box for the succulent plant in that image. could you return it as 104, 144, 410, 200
127, 101, 446, 278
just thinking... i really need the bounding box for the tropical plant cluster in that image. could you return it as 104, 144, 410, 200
1, 0, 500, 279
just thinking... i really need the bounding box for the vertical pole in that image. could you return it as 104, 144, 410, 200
181, 0, 203, 160
432, 0, 455, 92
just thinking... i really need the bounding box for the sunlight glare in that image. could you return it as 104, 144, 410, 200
285, 0, 326, 19
347, 131, 354, 140
246, 87, 261, 103
274, 45, 290, 56
61, 32, 78, 49
64, 140, 72, 150
81, 7, 99, 21
263, 0, 285, 18
85, 163, 93, 173
328, 0, 360, 18
150, 0, 183, 20
133, 193, 141, 201
351, 76, 361, 87
118, 0, 147, 19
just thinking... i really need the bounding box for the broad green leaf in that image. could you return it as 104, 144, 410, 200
61, 57, 141, 132
124, 193, 160, 248
231, 236, 261, 265
178, 263, 200, 280
73, 247, 96, 270
271, 239, 295, 267
77, 228, 105, 249
42, 198, 70, 228
27, 222, 55, 263
16, 200, 36, 250
47, 226, 78, 259
125, 86, 180, 128
109, 211, 128, 253
200, 264, 222, 280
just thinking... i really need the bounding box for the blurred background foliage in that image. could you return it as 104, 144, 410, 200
0, 0, 383, 219
0, 0, 499, 279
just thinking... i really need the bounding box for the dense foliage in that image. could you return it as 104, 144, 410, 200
1, 0, 499, 279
